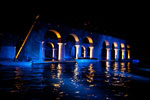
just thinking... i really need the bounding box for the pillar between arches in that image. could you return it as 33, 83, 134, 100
75, 45, 80, 59
89, 46, 94, 58
58, 43, 63, 61
114, 48, 119, 61
106, 48, 111, 61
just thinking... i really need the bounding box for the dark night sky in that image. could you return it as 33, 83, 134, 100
0, 7, 149, 61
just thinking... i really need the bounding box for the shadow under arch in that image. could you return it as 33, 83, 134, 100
45, 30, 62, 42
111, 42, 118, 61
44, 30, 62, 60
65, 33, 80, 59
101, 40, 110, 61
126, 45, 131, 59
44, 42, 55, 60
119, 43, 125, 60
83, 36, 94, 58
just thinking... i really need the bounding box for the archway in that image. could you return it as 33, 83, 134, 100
66, 34, 79, 59
111, 42, 118, 61
119, 43, 125, 60
83, 36, 94, 58
126, 45, 130, 59
44, 30, 62, 60
101, 40, 110, 61
45, 30, 62, 42
45, 42, 55, 60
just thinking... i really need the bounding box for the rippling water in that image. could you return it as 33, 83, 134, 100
0, 62, 150, 100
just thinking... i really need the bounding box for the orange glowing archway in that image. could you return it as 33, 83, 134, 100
104, 40, 110, 47
127, 45, 130, 49
49, 30, 61, 39
81, 45, 86, 51
49, 42, 54, 49
70, 34, 79, 42
120, 43, 125, 49
86, 36, 93, 44
113, 42, 118, 48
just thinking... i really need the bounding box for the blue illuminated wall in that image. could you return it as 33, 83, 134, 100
0, 46, 15, 59
0, 21, 130, 62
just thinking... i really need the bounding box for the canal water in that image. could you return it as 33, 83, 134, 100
0, 62, 150, 100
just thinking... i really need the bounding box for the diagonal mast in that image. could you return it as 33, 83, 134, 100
15, 15, 39, 60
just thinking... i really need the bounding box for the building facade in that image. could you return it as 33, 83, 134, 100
0, 21, 131, 62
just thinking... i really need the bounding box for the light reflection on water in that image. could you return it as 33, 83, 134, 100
0, 62, 150, 100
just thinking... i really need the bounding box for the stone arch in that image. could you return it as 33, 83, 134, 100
44, 30, 62, 60
101, 40, 110, 61
119, 43, 125, 60
65, 34, 80, 59
49, 30, 61, 39
83, 36, 94, 58
104, 40, 110, 47
83, 36, 93, 46
45, 30, 62, 43
120, 43, 125, 49
111, 42, 118, 61
69, 33, 79, 44
44, 42, 55, 60
126, 45, 131, 59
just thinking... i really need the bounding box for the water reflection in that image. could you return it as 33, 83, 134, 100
1, 61, 149, 100
13, 67, 24, 92
86, 64, 95, 83
104, 61, 131, 98
73, 63, 79, 81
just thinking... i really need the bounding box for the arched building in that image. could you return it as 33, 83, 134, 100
0, 21, 131, 63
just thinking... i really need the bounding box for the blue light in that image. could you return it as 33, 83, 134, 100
132, 59, 140, 63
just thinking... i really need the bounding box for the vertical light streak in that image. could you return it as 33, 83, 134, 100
128, 50, 130, 59
75, 45, 80, 59
106, 48, 110, 60
58, 43, 63, 60
89, 46, 94, 58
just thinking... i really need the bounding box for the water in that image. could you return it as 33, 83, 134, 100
0, 62, 150, 100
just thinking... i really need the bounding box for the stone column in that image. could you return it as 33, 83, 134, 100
114, 49, 119, 61
84, 50, 86, 58
52, 48, 55, 58
58, 43, 63, 61
75, 45, 80, 59
41, 41, 45, 61
89, 46, 94, 59
121, 49, 126, 60
127, 50, 130, 59
106, 48, 111, 61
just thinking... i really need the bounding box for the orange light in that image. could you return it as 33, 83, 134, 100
49, 30, 61, 39
86, 36, 93, 44
121, 43, 125, 48
104, 40, 110, 46
127, 45, 130, 49
113, 42, 118, 47
15, 15, 39, 59
128, 50, 130, 59
70, 34, 79, 42
49, 42, 54, 48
